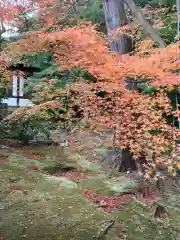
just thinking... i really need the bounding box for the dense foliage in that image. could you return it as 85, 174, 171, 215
0, 0, 179, 176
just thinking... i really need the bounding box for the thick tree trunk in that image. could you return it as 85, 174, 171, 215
124, 0, 165, 48
102, 0, 135, 170
100, 147, 137, 171
177, 0, 180, 39
102, 0, 163, 172
102, 0, 133, 54
0, 20, 6, 51
119, 149, 137, 172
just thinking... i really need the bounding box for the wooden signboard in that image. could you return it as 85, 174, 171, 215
12, 72, 25, 107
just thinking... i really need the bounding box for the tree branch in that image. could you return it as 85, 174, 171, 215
124, 0, 165, 48
0, 20, 6, 38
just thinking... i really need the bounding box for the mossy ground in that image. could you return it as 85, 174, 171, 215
0, 143, 180, 240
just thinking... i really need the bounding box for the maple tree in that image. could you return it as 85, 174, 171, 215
4, 21, 179, 174
0, 0, 178, 176
0, 0, 29, 28
0, 1, 16, 49
0, 54, 11, 87
0, 0, 62, 33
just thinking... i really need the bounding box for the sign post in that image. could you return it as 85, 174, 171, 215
17, 75, 20, 107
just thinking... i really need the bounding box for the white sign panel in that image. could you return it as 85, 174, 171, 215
19, 76, 24, 97
12, 75, 17, 97
12, 75, 24, 97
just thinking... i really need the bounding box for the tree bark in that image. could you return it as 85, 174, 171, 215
124, 0, 165, 48
102, 0, 163, 172
102, 0, 135, 171
102, 0, 133, 54
119, 149, 137, 171
177, 0, 180, 39
0, 20, 6, 50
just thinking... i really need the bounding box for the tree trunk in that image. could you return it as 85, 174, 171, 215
124, 0, 165, 48
177, 0, 180, 39
0, 20, 6, 51
119, 149, 137, 171
102, 0, 135, 170
102, 0, 133, 54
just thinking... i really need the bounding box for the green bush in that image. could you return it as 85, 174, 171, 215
0, 117, 53, 145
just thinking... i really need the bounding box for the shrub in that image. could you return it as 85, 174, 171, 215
0, 108, 53, 145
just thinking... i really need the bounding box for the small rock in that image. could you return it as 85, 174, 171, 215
0, 202, 5, 210
22, 235, 28, 238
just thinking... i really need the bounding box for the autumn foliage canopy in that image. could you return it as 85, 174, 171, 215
1, 1, 180, 172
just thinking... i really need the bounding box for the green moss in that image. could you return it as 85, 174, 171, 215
1, 146, 180, 239
42, 164, 76, 175
79, 176, 114, 195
